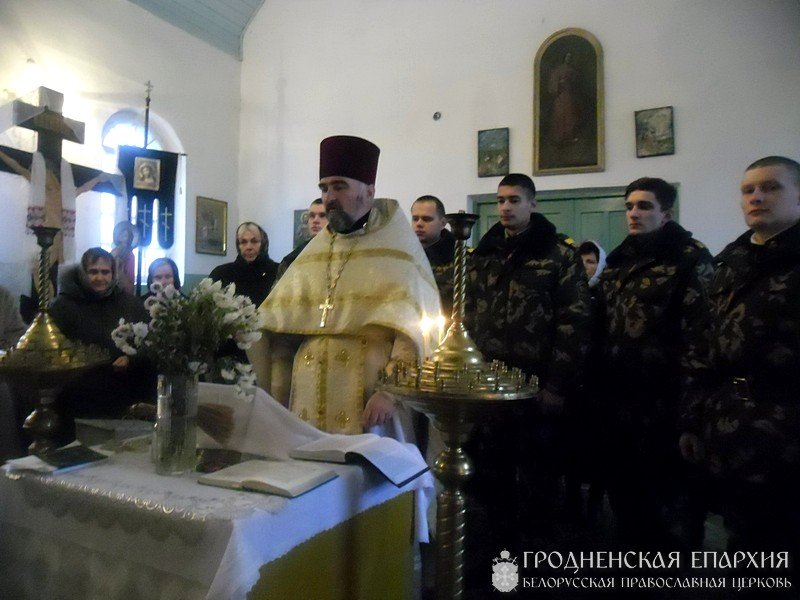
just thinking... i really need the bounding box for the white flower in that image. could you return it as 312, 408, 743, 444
132, 322, 149, 339
150, 281, 163, 293
220, 367, 236, 381
111, 274, 262, 384
235, 330, 262, 349
222, 310, 242, 324
163, 284, 178, 300
235, 362, 253, 375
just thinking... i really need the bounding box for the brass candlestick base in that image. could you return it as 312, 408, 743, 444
0, 227, 109, 453
380, 212, 538, 600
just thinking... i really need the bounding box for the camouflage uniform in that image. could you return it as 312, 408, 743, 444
684, 220, 800, 554
600, 219, 713, 548
467, 214, 591, 390
463, 213, 591, 565
424, 228, 456, 319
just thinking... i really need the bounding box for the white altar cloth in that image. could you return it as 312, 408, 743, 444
0, 387, 433, 599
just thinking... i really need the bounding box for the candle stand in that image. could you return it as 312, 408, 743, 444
380, 212, 538, 599
0, 226, 108, 453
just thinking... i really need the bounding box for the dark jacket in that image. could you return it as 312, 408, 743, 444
600, 220, 713, 432
50, 265, 154, 423
466, 214, 591, 394
684, 220, 800, 483
50, 265, 149, 358
209, 254, 278, 307
276, 239, 311, 283
425, 229, 456, 318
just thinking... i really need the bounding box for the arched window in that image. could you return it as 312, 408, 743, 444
82, 109, 185, 292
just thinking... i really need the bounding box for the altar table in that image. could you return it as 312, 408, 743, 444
0, 448, 419, 599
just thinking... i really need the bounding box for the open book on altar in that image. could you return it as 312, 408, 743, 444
197, 459, 338, 498
289, 433, 429, 488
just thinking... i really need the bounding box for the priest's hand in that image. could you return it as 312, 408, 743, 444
362, 391, 396, 427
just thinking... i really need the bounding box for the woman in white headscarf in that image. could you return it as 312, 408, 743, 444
578, 240, 607, 289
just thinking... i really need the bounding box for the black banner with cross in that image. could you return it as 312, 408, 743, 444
117, 145, 179, 248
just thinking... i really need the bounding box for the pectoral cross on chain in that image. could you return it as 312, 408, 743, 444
318, 296, 334, 327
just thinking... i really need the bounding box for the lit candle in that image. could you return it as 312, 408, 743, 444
420, 315, 432, 359
436, 314, 446, 345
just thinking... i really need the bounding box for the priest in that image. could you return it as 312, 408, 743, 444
249, 135, 441, 439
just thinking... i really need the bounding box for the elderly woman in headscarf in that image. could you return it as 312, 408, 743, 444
209, 222, 278, 307
50, 247, 154, 439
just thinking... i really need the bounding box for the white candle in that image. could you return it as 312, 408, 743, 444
420, 316, 432, 359
436, 314, 446, 345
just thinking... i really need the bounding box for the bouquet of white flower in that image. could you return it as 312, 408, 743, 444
112, 278, 263, 395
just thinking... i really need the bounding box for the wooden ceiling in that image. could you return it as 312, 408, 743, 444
128, 0, 265, 60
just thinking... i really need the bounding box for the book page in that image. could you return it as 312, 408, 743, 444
289, 433, 379, 463
198, 459, 337, 497
348, 437, 428, 487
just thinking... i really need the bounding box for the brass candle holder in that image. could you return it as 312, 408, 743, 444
380, 212, 538, 600
0, 226, 109, 453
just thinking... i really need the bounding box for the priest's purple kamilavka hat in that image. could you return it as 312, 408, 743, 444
319, 135, 380, 185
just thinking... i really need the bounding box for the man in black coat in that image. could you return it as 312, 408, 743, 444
600, 177, 713, 550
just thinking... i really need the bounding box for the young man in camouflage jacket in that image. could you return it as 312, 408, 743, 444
681, 156, 800, 565
411, 195, 456, 318
600, 177, 713, 550
464, 173, 591, 567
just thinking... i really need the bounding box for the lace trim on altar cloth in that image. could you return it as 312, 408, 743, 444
3, 450, 286, 544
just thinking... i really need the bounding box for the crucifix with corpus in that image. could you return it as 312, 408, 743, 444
0, 87, 126, 271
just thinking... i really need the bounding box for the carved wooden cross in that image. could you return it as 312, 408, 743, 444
0, 87, 124, 263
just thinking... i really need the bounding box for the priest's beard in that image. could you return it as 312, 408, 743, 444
326, 189, 369, 233
327, 207, 355, 233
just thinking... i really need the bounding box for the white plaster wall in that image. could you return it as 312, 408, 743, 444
239, 0, 800, 257
0, 0, 242, 296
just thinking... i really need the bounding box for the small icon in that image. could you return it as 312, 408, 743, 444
491, 549, 518, 593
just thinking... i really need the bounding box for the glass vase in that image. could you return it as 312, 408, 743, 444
152, 373, 198, 475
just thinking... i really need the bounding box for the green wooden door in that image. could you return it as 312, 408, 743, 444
470, 185, 681, 254
470, 185, 680, 253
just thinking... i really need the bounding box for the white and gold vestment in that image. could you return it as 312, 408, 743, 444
249, 198, 441, 435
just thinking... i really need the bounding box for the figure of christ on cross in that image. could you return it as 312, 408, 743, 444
0, 88, 124, 265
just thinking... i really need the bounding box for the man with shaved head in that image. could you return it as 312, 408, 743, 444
682, 156, 800, 567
